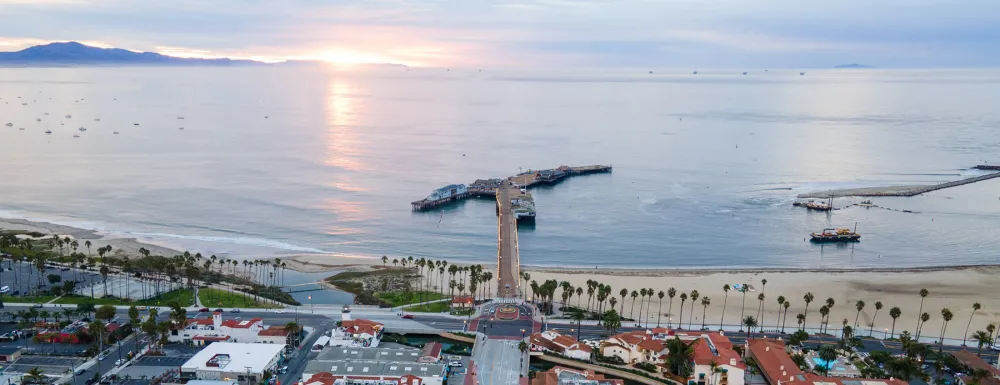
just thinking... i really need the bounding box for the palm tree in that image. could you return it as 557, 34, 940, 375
743, 316, 757, 340
576, 287, 583, 308
802, 292, 814, 331
962, 302, 982, 346
700, 297, 711, 329
819, 306, 830, 334
757, 293, 766, 331
970, 330, 991, 357
782, 301, 791, 333
854, 300, 866, 329
678, 293, 688, 329
824, 298, 835, 332
917, 312, 930, 340
775, 296, 786, 332
656, 290, 667, 327
796, 313, 805, 330
619, 288, 628, 315
938, 308, 953, 351
645, 287, 654, 327
888, 307, 902, 339
667, 288, 676, 328
571, 311, 585, 340
916, 288, 929, 334
987, 323, 997, 348
869, 301, 883, 337
689, 290, 699, 329
24, 367, 45, 384
629, 290, 639, 319
817, 345, 838, 375
720, 284, 731, 330
739, 284, 748, 330
639, 288, 649, 326
285, 322, 301, 346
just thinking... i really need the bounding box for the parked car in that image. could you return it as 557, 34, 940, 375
32, 303, 43, 308
198, 307, 209, 312
448, 362, 463, 367
278, 366, 289, 374
214, 308, 224, 312
274, 309, 286, 314
230, 309, 241, 313
75, 368, 86, 376
115, 359, 125, 366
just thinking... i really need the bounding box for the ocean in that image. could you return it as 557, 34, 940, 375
2, 66, 999, 270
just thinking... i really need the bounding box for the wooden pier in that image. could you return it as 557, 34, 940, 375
496, 186, 520, 298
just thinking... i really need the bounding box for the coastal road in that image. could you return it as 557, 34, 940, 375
473, 338, 526, 385
496, 186, 519, 298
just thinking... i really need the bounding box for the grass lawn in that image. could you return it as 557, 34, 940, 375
50, 288, 196, 307
199, 288, 283, 309
0, 294, 57, 304
404, 301, 450, 313
374, 291, 446, 307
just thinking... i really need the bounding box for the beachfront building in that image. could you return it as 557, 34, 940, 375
529, 331, 593, 360
688, 332, 746, 385
952, 350, 1000, 385
180, 342, 284, 383
530, 367, 624, 385
257, 326, 291, 345
172, 312, 267, 345
332, 307, 384, 348
599, 331, 666, 364
747, 339, 907, 385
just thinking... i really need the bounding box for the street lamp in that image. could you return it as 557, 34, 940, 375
521, 329, 526, 338
308, 295, 313, 314
463, 320, 468, 332
884, 328, 889, 340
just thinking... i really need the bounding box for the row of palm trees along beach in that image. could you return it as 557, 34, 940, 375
0, 234, 299, 306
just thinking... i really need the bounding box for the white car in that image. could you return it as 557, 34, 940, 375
0, 286, 9, 294
275, 309, 287, 314
115, 359, 125, 366
448, 362, 463, 367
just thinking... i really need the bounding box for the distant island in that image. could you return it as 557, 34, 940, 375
0, 41, 407, 68
833, 63, 874, 69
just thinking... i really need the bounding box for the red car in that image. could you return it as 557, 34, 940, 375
198, 307, 209, 312
402, 314, 414, 319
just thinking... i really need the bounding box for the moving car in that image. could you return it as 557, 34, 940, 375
115, 359, 125, 366
448, 361, 463, 367
0, 286, 9, 293
274, 309, 286, 314
402, 314, 414, 319
198, 307, 209, 312
230, 309, 241, 313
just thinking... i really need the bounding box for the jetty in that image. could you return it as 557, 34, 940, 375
412, 164, 612, 297
798, 167, 1000, 199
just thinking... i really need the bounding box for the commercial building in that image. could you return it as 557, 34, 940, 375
303, 346, 446, 385
302, 371, 425, 385
529, 331, 593, 360
600, 330, 666, 364
0, 347, 23, 362
257, 326, 291, 345
688, 332, 745, 385
530, 367, 624, 385
172, 312, 267, 345
952, 350, 1000, 385
331, 307, 383, 348
180, 342, 285, 383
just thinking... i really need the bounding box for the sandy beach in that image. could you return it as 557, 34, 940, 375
527, 265, 1000, 341
0, 217, 181, 257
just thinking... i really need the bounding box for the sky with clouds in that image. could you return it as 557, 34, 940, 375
1, 0, 997, 68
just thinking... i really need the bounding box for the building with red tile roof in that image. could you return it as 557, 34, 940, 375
747, 338, 908, 385
600, 330, 665, 364
257, 326, 291, 345
332, 316, 385, 348
529, 331, 593, 360
530, 366, 624, 385
451, 296, 474, 308
689, 332, 746, 385
952, 350, 1000, 378
172, 312, 268, 345
419, 342, 442, 363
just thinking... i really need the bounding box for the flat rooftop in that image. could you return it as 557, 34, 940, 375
180, 342, 284, 372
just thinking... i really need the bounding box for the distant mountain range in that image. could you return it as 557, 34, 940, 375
0, 42, 271, 66
833, 64, 874, 69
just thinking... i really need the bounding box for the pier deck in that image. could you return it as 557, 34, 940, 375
496, 186, 520, 298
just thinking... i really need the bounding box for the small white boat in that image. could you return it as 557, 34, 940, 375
800, 72, 806, 76
78, 127, 87, 131
45, 130, 52, 134
133, 123, 139, 126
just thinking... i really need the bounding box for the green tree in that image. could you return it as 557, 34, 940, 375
889, 307, 902, 339
700, 297, 711, 329
95, 305, 116, 322
789, 330, 809, 347
678, 293, 688, 329
89, 320, 106, 353
285, 322, 301, 346
657, 290, 665, 328
938, 308, 953, 351
667, 288, 676, 328
870, 301, 883, 337
664, 337, 696, 377
970, 330, 991, 357
802, 292, 815, 331
816, 345, 838, 375
689, 290, 700, 329
602, 309, 621, 336
743, 316, 758, 340
129, 305, 141, 353
24, 367, 46, 384
854, 300, 866, 329
571, 311, 585, 341
78, 302, 96, 319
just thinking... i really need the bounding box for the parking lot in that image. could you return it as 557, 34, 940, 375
3, 355, 85, 375
0, 261, 165, 300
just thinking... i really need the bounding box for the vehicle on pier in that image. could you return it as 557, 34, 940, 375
810, 227, 861, 243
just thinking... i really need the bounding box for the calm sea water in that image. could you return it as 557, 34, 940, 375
1, 67, 999, 271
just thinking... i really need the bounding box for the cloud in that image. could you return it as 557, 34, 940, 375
0, 0, 997, 67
